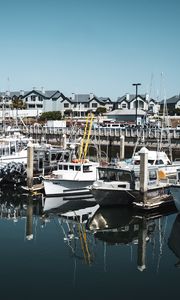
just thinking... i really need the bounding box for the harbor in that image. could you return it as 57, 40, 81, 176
1, 0, 180, 298
0, 116, 180, 300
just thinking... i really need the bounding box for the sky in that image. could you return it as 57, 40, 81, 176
0, 0, 180, 101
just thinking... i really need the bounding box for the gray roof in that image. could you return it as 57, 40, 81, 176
65, 94, 114, 104
98, 97, 113, 103
73, 94, 92, 103
161, 95, 180, 104
117, 94, 150, 103
0, 89, 64, 100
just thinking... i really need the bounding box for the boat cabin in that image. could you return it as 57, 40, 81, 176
0, 137, 27, 156
97, 166, 135, 188
55, 162, 95, 173
34, 148, 71, 173
97, 165, 159, 189
132, 150, 171, 166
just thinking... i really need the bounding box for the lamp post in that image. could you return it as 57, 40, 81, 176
132, 83, 141, 126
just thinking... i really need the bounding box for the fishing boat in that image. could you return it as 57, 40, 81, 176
169, 168, 180, 211
0, 127, 29, 165
129, 148, 179, 180
90, 147, 173, 207
42, 112, 99, 196
42, 159, 99, 196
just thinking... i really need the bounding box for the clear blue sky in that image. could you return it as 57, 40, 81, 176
0, 0, 180, 101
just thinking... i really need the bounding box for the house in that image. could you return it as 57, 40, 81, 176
115, 93, 157, 113
160, 95, 180, 113
22, 88, 65, 113
0, 88, 66, 118
61, 93, 113, 117
105, 108, 146, 125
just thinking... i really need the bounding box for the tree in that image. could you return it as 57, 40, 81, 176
11, 96, 26, 109
174, 108, 180, 116
95, 106, 107, 115
64, 109, 73, 117
39, 111, 62, 121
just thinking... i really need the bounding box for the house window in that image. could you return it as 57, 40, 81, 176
29, 104, 35, 108
31, 95, 36, 101
64, 103, 69, 108
92, 103, 97, 108
139, 100, 144, 109
37, 105, 43, 108
84, 104, 89, 108
122, 103, 127, 108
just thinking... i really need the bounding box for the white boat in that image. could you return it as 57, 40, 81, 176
90, 147, 174, 207
169, 168, 180, 211
128, 148, 180, 180
0, 130, 29, 165
91, 164, 172, 206
42, 160, 99, 196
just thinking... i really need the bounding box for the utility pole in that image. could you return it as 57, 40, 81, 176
132, 83, 141, 126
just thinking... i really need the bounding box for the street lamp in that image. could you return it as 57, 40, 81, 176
132, 83, 141, 126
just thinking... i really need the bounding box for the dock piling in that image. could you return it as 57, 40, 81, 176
27, 141, 34, 189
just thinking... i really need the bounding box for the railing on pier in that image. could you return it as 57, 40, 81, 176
21, 125, 180, 149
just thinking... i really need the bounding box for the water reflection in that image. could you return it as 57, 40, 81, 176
168, 213, 180, 267
0, 188, 178, 272
87, 205, 178, 271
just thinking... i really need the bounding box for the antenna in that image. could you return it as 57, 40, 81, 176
149, 73, 154, 99
7, 76, 10, 92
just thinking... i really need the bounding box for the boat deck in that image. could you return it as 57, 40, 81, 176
133, 194, 174, 210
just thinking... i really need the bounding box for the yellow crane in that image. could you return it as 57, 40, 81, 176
78, 113, 94, 161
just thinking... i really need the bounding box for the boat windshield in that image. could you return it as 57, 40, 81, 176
98, 168, 133, 182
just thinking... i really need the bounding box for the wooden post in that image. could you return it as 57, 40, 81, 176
137, 218, 147, 271
27, 141, 34, 188
139, 147, 149, 203
62, 133, 67, 149
26, 198, 33, 240
120, 135, 125, 160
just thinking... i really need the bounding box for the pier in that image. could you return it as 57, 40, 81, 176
22, 125, 180, 152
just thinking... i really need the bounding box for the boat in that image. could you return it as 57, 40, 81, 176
42, 112, 100, 196
169, 168, 180, 211
0, 125, 74, 185
129, 148, 180, 180
90, 147, 173, 207
0, 127, 29, 165
42, 160, 99, 196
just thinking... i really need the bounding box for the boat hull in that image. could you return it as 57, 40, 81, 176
170, 184, 180, 211
91, 186, 171, 207
43, 179, 94, 196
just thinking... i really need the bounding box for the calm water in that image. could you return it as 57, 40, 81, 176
0, 188, 180, 300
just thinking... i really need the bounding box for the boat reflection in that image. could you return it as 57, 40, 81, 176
168, 213, 180, 267
43, 195, 97, 217
87, 205, 177, 271
0, 188, 178, 271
